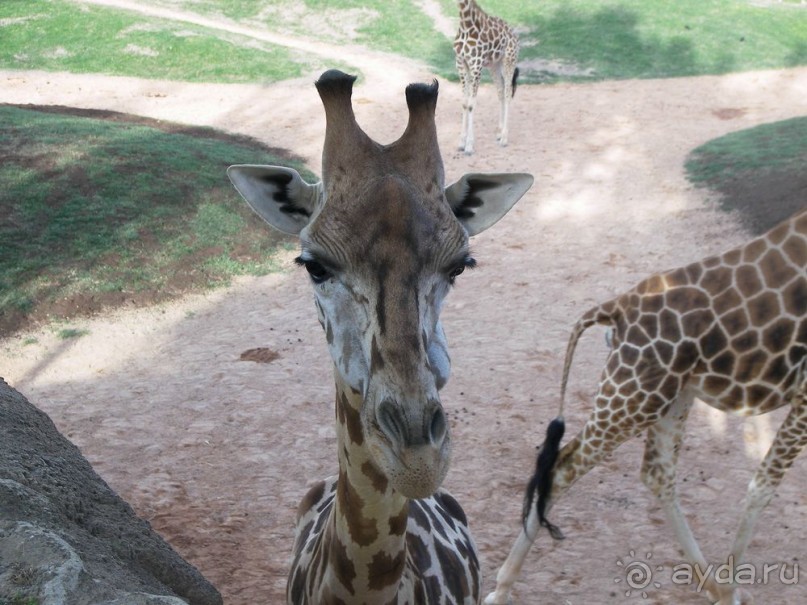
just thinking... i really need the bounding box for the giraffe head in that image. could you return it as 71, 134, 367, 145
229, 70, 532, 499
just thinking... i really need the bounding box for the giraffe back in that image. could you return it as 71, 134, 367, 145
568, 209, 806, 417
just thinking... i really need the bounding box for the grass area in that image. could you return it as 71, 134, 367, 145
0, 105, 309, 335
685, 117, 807, 234
483, 0, 807, 83
0, 0, 323, 83
2, 1, 805, 84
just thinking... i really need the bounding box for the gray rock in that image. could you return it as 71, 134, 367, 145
0, 378, 222, 605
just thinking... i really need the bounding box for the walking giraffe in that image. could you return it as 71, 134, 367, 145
485, 209, 807, 605
228, 70, 533, 604
454, 0, 521, 155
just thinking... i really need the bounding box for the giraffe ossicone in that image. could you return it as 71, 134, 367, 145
454, 0, 521, 155
229, 69, 533, 604
486, 209, 806, 605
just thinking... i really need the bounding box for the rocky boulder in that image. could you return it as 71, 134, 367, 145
0, 378, 222, 605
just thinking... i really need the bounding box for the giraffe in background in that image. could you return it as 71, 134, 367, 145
229, 69, 533, 604
454, 0, 521, 155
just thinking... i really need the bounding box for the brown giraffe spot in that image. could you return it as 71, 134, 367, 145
337, 471, 378, 547
626, 324, 651, 347
435, 541, 471, 599
781, 278, 806, 316
338, 393, 364, 446
435, 491, 468, 527
766, 220, 791, 245
723, 249, 742, 266
367, 550, 406, 591
762, 317, 796, 352
760, 248, 799, 287
735, 264, 764, 297
703, 375, 732, 396
700, 267, 734, 296
762, 354, 791, 385
701, 323, 729, 358
639, 313, 660, 340
640, 294, 664, 314
329, 539, 356, 595
703, 255, 722, 269
782, 233, 807, 266
406, 532, 432, 571
685, 262, 704, 284
409, 500, 431, 532
743, 237, 769, 263
659, 308, 683, 342
298, 480, 327, 518
388, 505, 408, 536
747, 383, 774, 406
638, 274, 665, 295
659, 374, 681, 399
671, 341, 699, 373
736, 350, 768, 382
361, 460, 389, 494
710, 351, 736, 375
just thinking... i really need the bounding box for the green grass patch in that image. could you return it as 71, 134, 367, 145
685, 117, 807, 234
0, 105, 310, 334
2, 0, 804, 83
495, 0, 807, 83
0, 0, 321, 82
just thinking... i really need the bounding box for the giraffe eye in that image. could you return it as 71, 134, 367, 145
448, 257, 476, 284
305, 261, 330, 284
295, 257, 331, 284
448, 265, 465, 283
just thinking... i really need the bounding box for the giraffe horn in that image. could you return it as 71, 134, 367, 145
315, 69, 373, 177
391, 79, 444, 183
399, 79, 440, 148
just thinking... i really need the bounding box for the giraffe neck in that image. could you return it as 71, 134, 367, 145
458, 0, 484, 23
325, 377, 409, 601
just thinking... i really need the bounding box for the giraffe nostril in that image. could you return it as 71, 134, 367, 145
429, 407, 447, 447
377, 398, 406, 443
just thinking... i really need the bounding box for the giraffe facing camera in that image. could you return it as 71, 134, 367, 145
454, 0, 521, 155
228, 69, 533, 604
487, 208, 806, 605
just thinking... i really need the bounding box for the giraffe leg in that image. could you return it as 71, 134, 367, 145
485, 390, 652, 603
713, 391, 807, 605
498, 63, 514, 147
639, 390, 724, 601
459, 64, 481, 155
456, 58, 470, 152
489, 62, 507, 144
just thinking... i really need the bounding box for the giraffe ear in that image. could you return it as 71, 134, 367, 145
227, 165, 323, 235
445, 173, 534, 236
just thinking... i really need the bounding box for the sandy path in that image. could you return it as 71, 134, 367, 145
1, 7, 806, 603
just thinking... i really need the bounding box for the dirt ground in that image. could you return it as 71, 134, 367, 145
1, 6, 807, 603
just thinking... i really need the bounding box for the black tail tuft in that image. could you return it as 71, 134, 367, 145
511, 67, 520, 97
522, 417, 565, 540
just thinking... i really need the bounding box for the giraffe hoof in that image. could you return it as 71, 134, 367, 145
483, 592, 512, 605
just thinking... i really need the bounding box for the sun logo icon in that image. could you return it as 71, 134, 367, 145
615, 550, 664, 598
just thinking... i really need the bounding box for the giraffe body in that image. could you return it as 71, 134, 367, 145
454, 0, 520, 155
487, 209, 807, 605
228, 70, 533, 604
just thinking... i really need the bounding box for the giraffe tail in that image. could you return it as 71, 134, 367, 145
522, 303, 617, 540
511, 67, 520, 97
